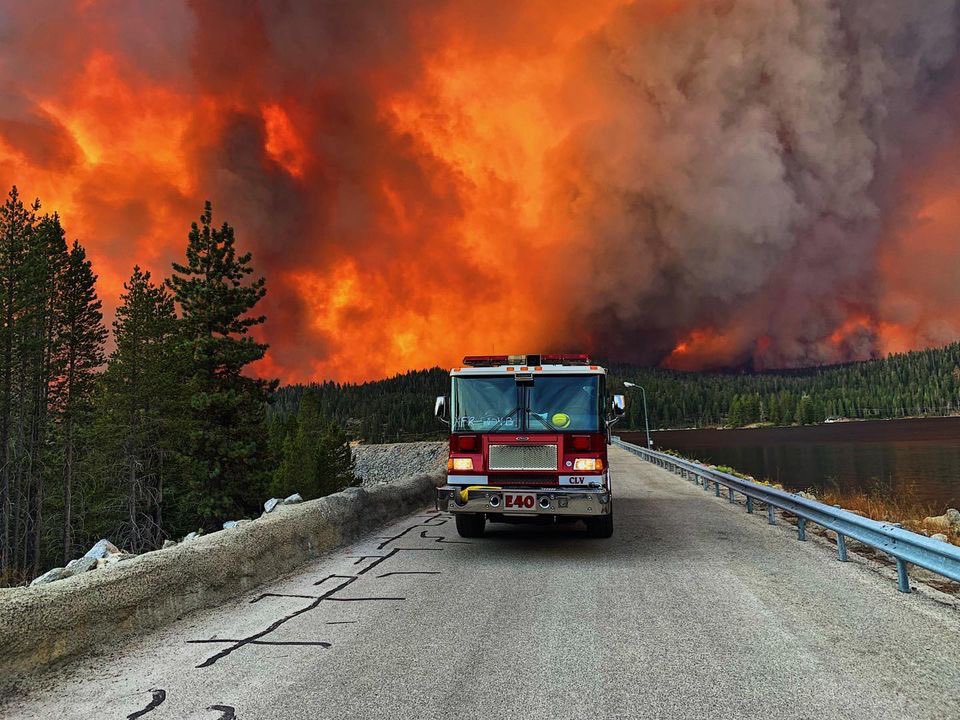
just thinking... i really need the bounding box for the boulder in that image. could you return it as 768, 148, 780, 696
97, 553, 135, 568
931, 533, 950, 543
263, 498, 282, 513
182, 530, 203, 543
161, 539, 177, 549
30, 567, 71, 586
64, 557, 97, 575
282, 493, 303, 505
922, 511, 958, 534
223, 519, 252, 530
83, 539, 120, 560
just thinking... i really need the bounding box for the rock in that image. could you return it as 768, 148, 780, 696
83, 539, 120, 560
223, 519, 252, 530
797, 491, 817, 501
30, 567, 71, 586
931, 533, 950, 543
183, 530, 204, 542
282, 493, 303, 505
922, 511, 957, 534
264, 498, 282, 513
351, 441, 447, 487
948, 508, 960, 528
65, 557, 97, 575
99, 552, 135, 567
162, 539, 177, 549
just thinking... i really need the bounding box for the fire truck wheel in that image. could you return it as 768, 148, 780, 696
455, 513, 486, 538
586, 507, 614, 538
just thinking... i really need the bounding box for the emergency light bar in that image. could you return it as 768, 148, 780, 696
461, 353, 591, 367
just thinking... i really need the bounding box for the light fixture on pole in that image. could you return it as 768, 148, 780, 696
623, 381, 653, 449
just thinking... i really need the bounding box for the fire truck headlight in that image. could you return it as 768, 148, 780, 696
573, 458, 602, 471
451, 457, 474, 471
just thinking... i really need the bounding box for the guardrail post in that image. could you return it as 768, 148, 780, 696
746, 497, 754, 514
728, 488, 736, 503
703, 478, 710, 492
896, 559, 911, 593
797, 518, 806, 541
767, 505, 776, 525
714, 482, 721, 497
836, 533, 848, 561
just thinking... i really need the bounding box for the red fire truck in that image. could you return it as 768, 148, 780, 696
434, 354, 625, 538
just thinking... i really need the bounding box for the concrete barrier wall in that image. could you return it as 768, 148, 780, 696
0, 474, 440, 691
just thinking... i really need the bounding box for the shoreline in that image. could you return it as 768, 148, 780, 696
632, 414, 960, 434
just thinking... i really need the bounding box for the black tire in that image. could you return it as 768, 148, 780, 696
455, 513, 485, 538
586, 506, 614, 538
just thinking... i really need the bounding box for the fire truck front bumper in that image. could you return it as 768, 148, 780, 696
435, 485, 611, 516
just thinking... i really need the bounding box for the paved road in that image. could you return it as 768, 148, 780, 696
5, 447, 959, 719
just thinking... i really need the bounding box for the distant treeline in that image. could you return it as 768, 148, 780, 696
277, 342, 960, 439
607, 343, 960, 428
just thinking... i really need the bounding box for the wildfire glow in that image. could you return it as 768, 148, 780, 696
0, 1, 957, 383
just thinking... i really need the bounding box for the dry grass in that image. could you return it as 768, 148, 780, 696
0, 568, 31, 589
814, 488, 960, 547
650, 449, 960, 548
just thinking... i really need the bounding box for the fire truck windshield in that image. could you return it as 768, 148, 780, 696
527, 375, 600, 432
452, 376, 519, 432
452, 375, 601, 433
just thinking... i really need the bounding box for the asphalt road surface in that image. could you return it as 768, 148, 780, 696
5, 447, 959, 719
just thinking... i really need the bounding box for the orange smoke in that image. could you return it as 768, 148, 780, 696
877, 141, 960, 356
1, 1, 958, 382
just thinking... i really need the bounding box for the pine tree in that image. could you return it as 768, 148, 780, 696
0, 188, 33, 576
86, 267, 183, 552
56, 241, 107, 561
17, 212, 69, 574
167, 202, 277, 526
316, 420, 356, 494
271, 389, 355, 500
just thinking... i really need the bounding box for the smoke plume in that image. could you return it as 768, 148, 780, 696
1, 1, 959, 381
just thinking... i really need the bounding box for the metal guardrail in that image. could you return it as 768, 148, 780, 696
613, 437, 960, 593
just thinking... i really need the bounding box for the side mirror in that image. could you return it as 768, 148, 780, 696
434, 395, 450, 425
612, 394, 626, 416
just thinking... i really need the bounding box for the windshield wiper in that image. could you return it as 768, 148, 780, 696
489, 406, 521, 433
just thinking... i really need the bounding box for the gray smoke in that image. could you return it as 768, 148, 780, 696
555, 0, 960, 368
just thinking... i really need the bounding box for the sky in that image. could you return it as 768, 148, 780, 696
2, 0, 960, 383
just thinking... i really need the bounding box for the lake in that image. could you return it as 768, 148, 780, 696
619, 417, 960, 510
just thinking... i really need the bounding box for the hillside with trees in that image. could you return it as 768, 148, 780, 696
274, 344, 960, 440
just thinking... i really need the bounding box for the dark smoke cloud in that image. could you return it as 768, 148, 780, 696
1, 1, 959, 380
550, 0, 960, 368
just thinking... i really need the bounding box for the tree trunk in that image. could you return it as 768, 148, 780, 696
0, 264, 13, 574
62, 420, 73, 562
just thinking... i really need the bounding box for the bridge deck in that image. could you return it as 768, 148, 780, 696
5, 446, 958, 719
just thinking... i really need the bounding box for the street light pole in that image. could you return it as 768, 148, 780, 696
623, 382, 653, 449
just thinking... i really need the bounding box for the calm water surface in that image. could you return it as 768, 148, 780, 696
620, 417, 960, 509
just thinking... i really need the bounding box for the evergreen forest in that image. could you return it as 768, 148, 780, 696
0, 189, 354, 586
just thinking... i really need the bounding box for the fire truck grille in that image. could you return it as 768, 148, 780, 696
488, 444, 558, 471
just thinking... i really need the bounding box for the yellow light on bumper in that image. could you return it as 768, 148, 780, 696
573, 458, 603, 471
450, 457, 474, 471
